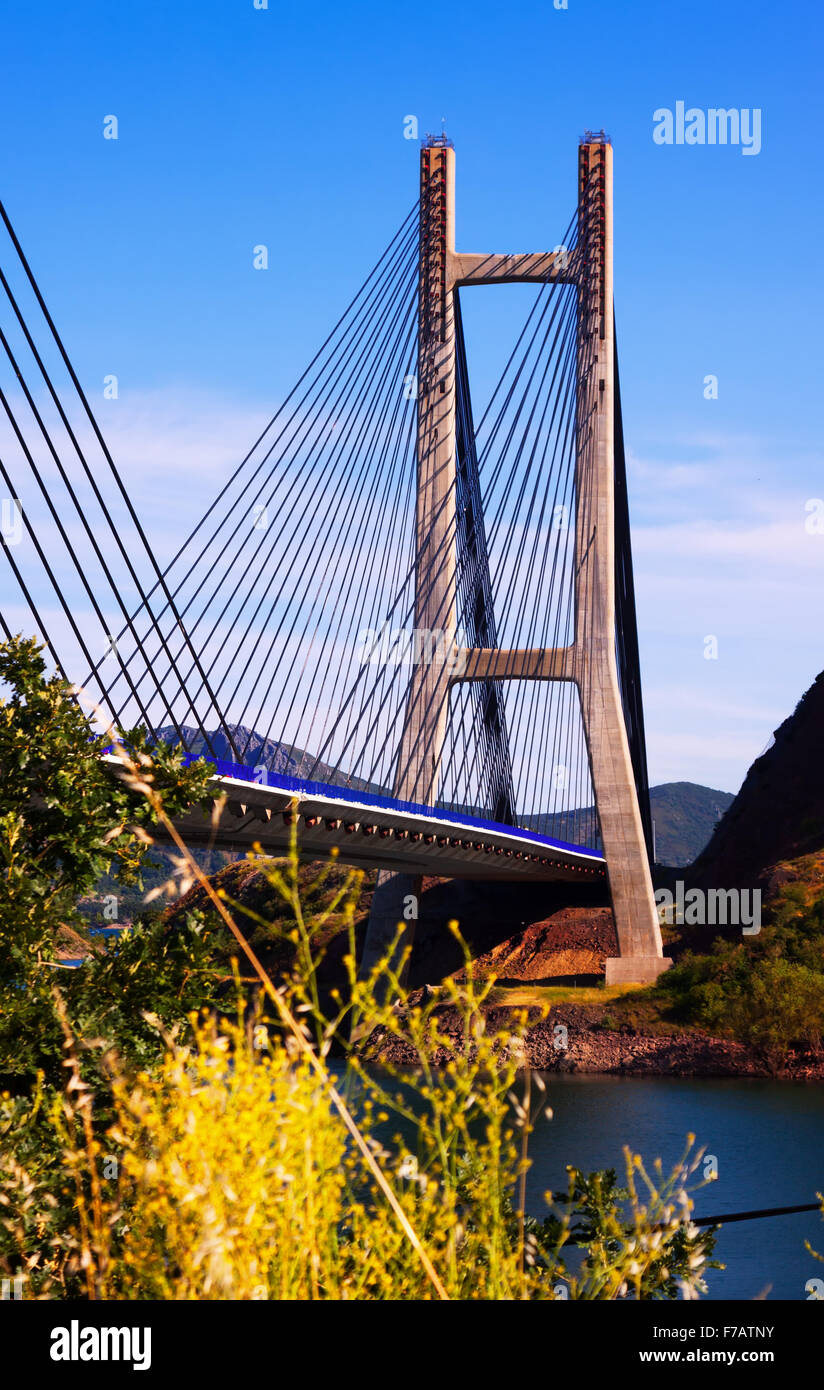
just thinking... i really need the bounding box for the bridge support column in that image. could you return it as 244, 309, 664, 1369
576, 138, 669, 985
359, 870, 421, 987
394, 137, 458, 806
361, 138, 458, 988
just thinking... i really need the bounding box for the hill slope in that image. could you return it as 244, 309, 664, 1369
692, 671, 824, 889
649, 782, 735, 868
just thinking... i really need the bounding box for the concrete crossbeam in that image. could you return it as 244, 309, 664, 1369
454, 646, 575, 682
449, 249, 575, 289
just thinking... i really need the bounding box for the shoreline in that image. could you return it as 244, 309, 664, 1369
366, 1003, 824, 1080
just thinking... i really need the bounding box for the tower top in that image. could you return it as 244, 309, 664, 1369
581, 129, 610, 144
423, 132, 454, 149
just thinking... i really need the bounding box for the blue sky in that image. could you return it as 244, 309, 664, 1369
1, 0, 823, 793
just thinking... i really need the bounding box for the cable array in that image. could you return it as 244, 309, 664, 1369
0, 184, 651, 855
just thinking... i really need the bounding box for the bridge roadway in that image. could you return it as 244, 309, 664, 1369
106, 754, 606, 883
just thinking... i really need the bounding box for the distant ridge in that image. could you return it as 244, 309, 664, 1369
521, 783, 734, 867
649, 782, 736, 868
153, 724, 384, 796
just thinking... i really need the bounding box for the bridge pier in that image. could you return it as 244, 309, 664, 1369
359, 869, 421, 989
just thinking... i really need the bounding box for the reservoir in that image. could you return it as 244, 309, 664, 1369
524, 1075, 824, 1300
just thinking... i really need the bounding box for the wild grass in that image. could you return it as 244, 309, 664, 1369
486, 983, 646, 1009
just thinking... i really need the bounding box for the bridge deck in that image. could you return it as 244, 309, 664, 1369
107, 755, 606, 883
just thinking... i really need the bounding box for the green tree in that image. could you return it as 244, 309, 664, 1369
722, 959, 824, 1068
0, 635, 224, 1083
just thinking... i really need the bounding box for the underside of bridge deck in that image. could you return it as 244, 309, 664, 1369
153, 771, 606, 885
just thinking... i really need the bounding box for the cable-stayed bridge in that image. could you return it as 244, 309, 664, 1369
0, 133, 669, 983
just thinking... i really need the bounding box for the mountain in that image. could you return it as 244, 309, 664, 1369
153, 724, 382, 795
523, 783, 735, 867
155, 723, 294, 775
649, 782, 735, 868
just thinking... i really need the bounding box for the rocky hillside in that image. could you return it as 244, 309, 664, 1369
162, 863, 615, 996
691, 670, 824, 891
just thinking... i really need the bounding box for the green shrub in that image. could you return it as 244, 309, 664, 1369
0, 635, 219, 1083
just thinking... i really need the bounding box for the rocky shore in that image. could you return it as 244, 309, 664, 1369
366, 1001, 824, 1080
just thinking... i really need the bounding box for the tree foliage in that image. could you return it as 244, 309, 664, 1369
652, 872, 824, 1068
0, 635, 225, 1082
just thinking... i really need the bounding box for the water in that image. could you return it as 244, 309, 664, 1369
524, 1075, 824, 1301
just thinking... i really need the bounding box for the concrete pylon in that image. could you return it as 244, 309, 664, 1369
394, 139, 458, 806
360, 139, 457, 984
361, 136, 670, 988
573, 138, 669, 984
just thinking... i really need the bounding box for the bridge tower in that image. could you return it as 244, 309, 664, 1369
362, 136, 669, 988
